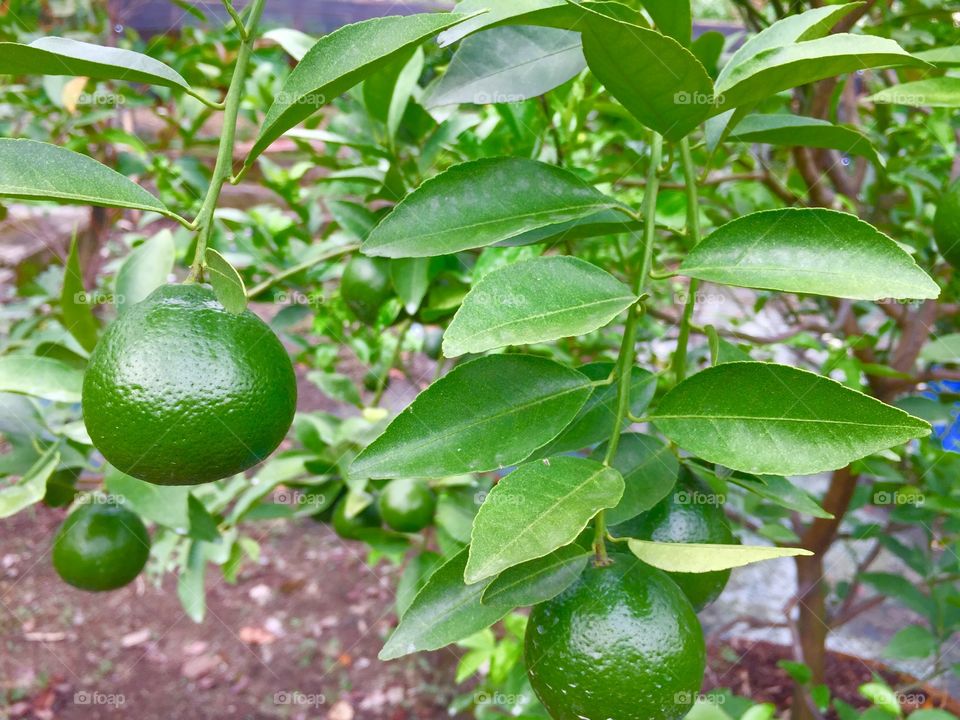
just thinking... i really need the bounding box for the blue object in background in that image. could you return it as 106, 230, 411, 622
922, 379, 960, 451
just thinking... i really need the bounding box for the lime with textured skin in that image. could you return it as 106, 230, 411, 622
525, 556, 705, 720
342, 256, 392, 325
379, 478, 436, 533
331, 497, 381, 539
82, 285, 297, 486
52, 502, 150, 592
612, 472, 734, 610
935, 179, 960, 268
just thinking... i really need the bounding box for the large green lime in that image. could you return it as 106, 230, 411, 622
378, 478, 436, 533
935, 179, 960, 268
612, 472, 734, 610
341, 256, 393, 325
331, 497, 381, 540
525, 556, 706, 720
52, 502, 150, 592
82, 284, 297, 486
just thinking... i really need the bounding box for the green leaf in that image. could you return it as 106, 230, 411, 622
391, 258, 430, 315
868, 78, 960, 108
204, 248, 247, 314
0, 37, 190, 89
598, 433, 679, 525
580, 11, 714, 140
380, 548, 508, 660
481, 544, 590, 608
364, 46, 424, 141
351, 355, 593, 479
0, 356, 82, 403
444, 256, 637, 357
651, 362, 931, 476
883, 625, 937, 660
262, 28, 316, 61
60, 234, 99, 352
921, 333, 960, 363
362, 158, 628, 258
424, 25, 585, 108
914, 47, 960, 68
729, 114, 881, 165
726, 473, 834, 520
178, 540, 207, 623
639, 0, 691, 46
465, 457, 623, 583
627, 538, 811, 572
679, 208, 939, 301
0, 444, 60, 519
115, 230, 176, 314
105, 467, 191, 530
187, 495, 221, 542
716, 3, 863, 87
533, 364, 656, 459
0, 139, 169, 214
247, 13, 470, 166
714, 34, 925, 113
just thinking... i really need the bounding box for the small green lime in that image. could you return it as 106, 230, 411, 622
331, 497, 381, 539
82, 284, 297, 486
612, 472, 734, 610
935, 179, 960, 268
379, 479, 436, 533
341, 256, 392, 325
52, 502, 150, 592
525, 556, 705, 720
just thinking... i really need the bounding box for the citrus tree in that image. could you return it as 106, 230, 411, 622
1, 1, 959, 719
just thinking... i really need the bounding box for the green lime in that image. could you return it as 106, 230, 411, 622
341, 256, 392, 325
525, 556, 705, 720
331, 497, 381, 539
52, 501, 150, 592
379, 478, 436, 533
935, 179, 960, 268
82, 284, 297, 486
612, 472, 734, 610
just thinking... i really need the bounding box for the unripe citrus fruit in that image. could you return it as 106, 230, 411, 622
331, 497, 381, 539
82, 284, 297, 486
52, 501, 150, 592
341, 256, 392, 325
525, 557, 705, 720
935, 179, 960, 268
378, 478, 436, 533
612, 472, 734, 610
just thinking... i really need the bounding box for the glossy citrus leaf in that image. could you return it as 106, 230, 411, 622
729, 114, 881, 165
715, 34, 925, 113
390, 258, 430, 315
0, 444, 60, 519
580, 11, 714, 140
444, 256, 637, 357
913, 47, 960, 68
921, 333, 960, 363
533, 364, 655, 459
0, 139, 169, 214
363, 46, 423, 141
679, 208, 939, 301
465, 457, 623, 583
247, 13, 470, 166
362, 158, 628, 258
380, 548, 508, 659
716, 3, 862, 87
262, 28, 316, 61
105, 467, 192, 530
0, 356, 82, 403
425, 25, 585, 108
868, 78, 960, 108
178, 539, 207, 622
651, 362, 931, 476
627, 538, 812, 572
481, 544, 591, 608
639, 0, 691, 46
204, 248, 247, 314
496, 209, 642, 248
115, 230, 176, 314
731, 474, 833, 519
0, 37, 190, 89
596, 433, 679, 525
351, 355, 593, 479
60, 234, 99, 352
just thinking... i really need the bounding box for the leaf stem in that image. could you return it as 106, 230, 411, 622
187, 0, 266, 282
372, 318, 412, 407
673, 136, 701, 385
221, 0, 249, 40
246, 244, 360, 299
593, 131, 663, 566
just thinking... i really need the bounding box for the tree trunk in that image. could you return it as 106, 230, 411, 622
791, 554, 828, 720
